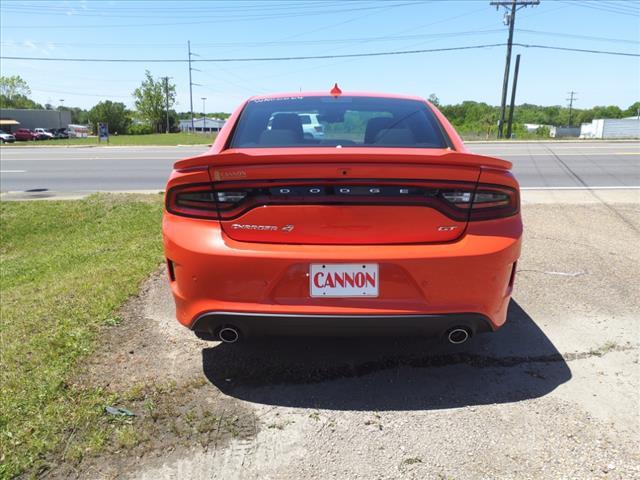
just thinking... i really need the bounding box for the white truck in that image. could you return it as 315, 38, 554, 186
33, 128, 54, 139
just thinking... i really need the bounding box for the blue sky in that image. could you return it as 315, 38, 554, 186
1, 0, 638, 113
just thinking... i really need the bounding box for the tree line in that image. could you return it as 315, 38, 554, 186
1, 73, 202, 135
428, 94, 639, 139
1, 75, 637, 137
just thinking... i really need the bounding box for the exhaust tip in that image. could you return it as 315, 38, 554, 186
218, 326, 240, 344
447, 327, 470, 345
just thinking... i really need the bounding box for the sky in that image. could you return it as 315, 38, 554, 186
0, 0, 638, 113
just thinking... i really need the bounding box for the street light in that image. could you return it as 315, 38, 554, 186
201, 97, 207, 133
58, 99, 64, 128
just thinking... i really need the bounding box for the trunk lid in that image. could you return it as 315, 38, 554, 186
204, 149, 504, 245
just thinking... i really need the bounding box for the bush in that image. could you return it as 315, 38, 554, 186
535, 126, 550, 137
128, 123, 154, 135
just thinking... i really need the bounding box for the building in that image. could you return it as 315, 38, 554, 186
179, 117, 225, 133
549, 126, 580, 138
580, 116, 640, 139
0, 108, 72, 131
523, 123, 546, 133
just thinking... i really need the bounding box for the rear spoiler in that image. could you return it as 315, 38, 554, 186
174, 147, 512, 171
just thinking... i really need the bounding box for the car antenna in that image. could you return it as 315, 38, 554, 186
330, 83, 342, 96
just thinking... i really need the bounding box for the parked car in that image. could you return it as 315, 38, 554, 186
51, 128, 69, 139
33, 128, 54, 140
13, 128, 39, 141
163, 88, 522, 345
299, 113, 325, 139
0, 129, 16, 143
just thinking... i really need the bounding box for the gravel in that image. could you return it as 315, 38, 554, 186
89, 191, 640, 479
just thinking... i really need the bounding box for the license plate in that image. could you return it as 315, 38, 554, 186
310, 263, 379, 298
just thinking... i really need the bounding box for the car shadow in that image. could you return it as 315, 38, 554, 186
201, 300, 571, 411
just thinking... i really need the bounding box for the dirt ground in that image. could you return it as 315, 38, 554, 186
66, 190, 639, 479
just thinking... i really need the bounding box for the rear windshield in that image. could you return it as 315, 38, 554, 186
229, 96, 448, 149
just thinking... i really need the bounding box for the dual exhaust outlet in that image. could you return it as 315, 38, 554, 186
216, 325, 471, 345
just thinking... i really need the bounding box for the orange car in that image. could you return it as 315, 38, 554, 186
163, 88, 522, 344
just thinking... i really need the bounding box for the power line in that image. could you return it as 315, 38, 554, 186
1, 43, 638, 64
513, 43, 640, 57
29, 87, 130, 99
1, 1, 361, 17
0, 1, 423, 28
516, 29, 640, 45
3, 28, 637, 51
559, 0, 640, 17
0, 44, 508, 63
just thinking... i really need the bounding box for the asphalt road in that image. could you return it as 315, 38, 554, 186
0, 141, 638, 193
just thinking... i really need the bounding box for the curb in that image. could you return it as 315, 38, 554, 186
1, 189, 164, 201
0, 144, 210, 149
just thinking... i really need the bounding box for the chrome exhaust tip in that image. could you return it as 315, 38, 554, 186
447, 327, 470, 345
218, 326, 240, 344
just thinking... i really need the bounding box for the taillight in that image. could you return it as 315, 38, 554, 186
166, 181, 518, 221
440, 185, 518, 220
471, 186, 519, 220
167, 184, 217, 219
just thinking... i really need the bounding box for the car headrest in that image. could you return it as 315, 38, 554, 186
259, 129, 301, 146
364, 117, 394, 144
271, 113, 303, 139
373, 128, 416, 146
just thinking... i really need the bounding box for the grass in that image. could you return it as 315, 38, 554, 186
0, 194, 164, 478
1, 132, 215, 147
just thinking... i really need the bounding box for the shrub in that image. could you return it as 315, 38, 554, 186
128, 123, 154, 135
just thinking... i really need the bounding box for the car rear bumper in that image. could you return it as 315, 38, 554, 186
192, 311, 492, 337
163, 212, 522, 334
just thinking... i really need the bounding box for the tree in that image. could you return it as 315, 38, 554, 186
624, 101, 640, 117
428, 93, 440, 107
0, 75, 31, 101
0, 75, 43, 109
133, 70, 176, 133
87, 101, 131, 135
60, 106, 89, 125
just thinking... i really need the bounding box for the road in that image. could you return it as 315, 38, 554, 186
0, 141, 638, 193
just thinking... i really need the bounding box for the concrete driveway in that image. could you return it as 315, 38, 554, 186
71, 189, 639, 480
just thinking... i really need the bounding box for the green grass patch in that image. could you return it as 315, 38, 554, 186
0, 194, 164, 478
2, 132, 215, 147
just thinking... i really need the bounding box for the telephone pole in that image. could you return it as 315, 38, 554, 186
201, 97, 207, 133
490, 0, 539, 139
566, 91, 577, 126
188, 41, 195, 133
162, 76, 171, 133
187, 42, 202, 134
506, 54, 521, 139
58, 98, 64, 128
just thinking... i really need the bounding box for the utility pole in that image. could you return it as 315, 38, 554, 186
566, 91, 577, 126
58, 98, 64, 128
188, 42, 202, 134
188, 41, 195, 133
201, 97, 207, 133
506, 54, 521, 139
490, 0, 539, 139
162, 76, 171, 134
